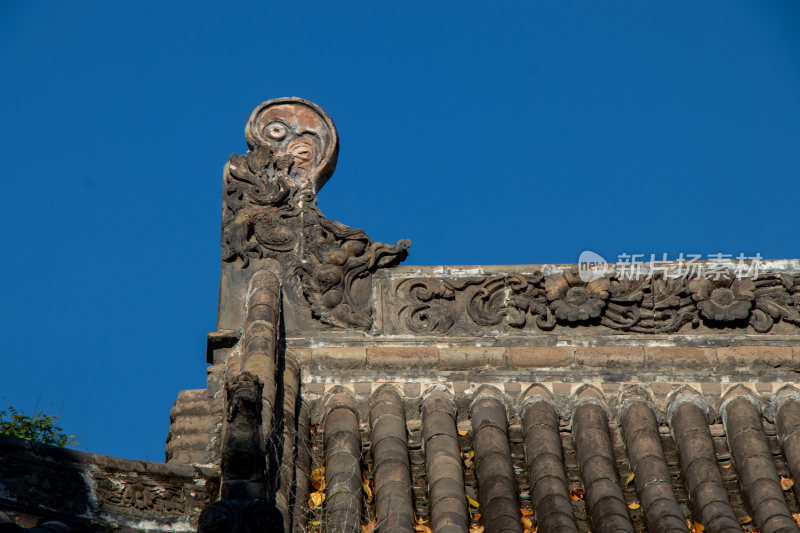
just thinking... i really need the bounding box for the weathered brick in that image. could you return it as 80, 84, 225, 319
507, 347, 574, 368
167, 450, 207, 466
575, 346, 644, 367
366, 346, 437, 368
305, 382, 325, 396
168, 415, 217, 433
404, 382, 422, 398
452, 381, 470, 396
651, 382, 674, 399
701, 382, 722, 397
354, 382, 372, 396
165, 432, 212, 449
601, 382, 620, 395
552, 382, 572, 397
504, 382, 522, 397
644, 346, 716, 368
311, 347, 367, 368
438, 347, 506, 368
755, 382, 773, 395
716, 346, 795, 369
286, 347, 311, 363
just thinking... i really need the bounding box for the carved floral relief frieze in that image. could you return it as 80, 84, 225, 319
94, 475, 186, 514
391, 269, 800, 335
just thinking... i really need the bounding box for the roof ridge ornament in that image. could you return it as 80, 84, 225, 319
221, 98, 410, 330
244, 97, 339, 192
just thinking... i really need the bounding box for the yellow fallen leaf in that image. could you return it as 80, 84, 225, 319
458, 429, 469, 436
521, 516, 533, 529
694, 521, 705, 532
363, 478, 374, 503
467, 495, 480, 508
469, 526, 484, 533
463, 451, 474, 467
308, 491, 325, 508
624, 472, 634, 486
627, 501, 640, 510
310, 520, 320, 526
781, 476, 794, 490
793, 513, 800, 526
362, 519, 377, 533
520, 508, 533, 516
570, 488, 584, 501
721, 462, 732, 469
740, 515, 752, 525
414, 525, 431, 533
415, 516, 429, 524
311, 465, 326, 490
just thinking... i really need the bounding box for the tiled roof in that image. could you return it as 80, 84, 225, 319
310, 384, 800, 533
9, 98, 800, 533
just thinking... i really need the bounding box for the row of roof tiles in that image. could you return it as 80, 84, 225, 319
312, 385, 800, 533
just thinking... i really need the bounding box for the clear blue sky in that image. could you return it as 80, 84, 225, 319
1, 2, 798, 461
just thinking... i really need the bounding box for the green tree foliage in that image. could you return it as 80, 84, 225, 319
0, 406, 77, 447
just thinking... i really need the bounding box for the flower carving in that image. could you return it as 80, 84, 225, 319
544, 269, 610, 322
688, 275, 755, 322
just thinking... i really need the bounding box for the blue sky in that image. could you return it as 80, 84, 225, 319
1, 2, 798, 461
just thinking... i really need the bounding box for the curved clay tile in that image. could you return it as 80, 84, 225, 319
422, 389, 469, 533
370, 387, 415, 533
619, 400, 687, 533
324, 392, 363, 533
520, 393, 579, 533
723, 396, 799, 533
669, 397, 739, 533
291, 401, 312, 533
572, 399, 635, 533
471, 392, 522, 533
276, 358, 301, 531
775, 390, 800, 508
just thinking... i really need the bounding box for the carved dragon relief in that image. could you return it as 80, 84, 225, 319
394, 269, 800, 335
221, 98, 410, 330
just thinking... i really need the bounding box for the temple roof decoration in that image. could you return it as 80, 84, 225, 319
220, 97, 409, 330
3, 98, 800, 533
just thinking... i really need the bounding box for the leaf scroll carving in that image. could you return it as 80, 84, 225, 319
391, 268, 800, 335
750, 274, 800, 332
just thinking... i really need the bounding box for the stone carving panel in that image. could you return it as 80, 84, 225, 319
387, 269, 800, 335
93, 476, 185, 515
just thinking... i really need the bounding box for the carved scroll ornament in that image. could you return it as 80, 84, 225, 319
221, 98, 410, 330
395, 269, 800, 335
